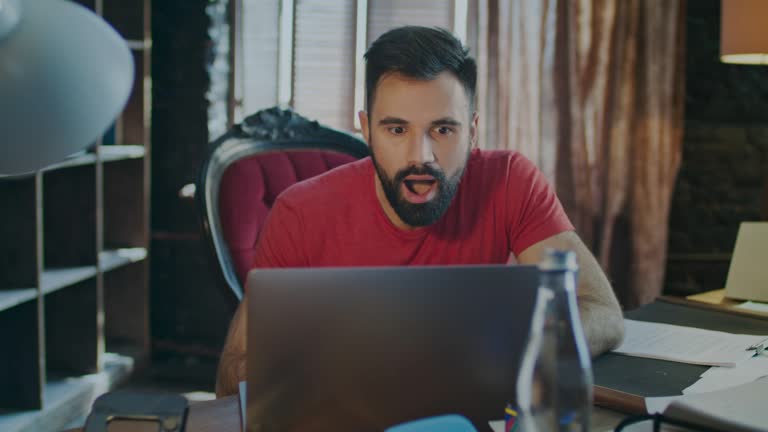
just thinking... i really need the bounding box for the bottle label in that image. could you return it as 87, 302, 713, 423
504, 404, 519, 432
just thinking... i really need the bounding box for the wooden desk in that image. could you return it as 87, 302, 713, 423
681, 290, 768, 319
66, 397, 241, 432
81, 296, 762, 432
593, 296, 768, 421
185, 396, 240, 432
69, 396, 625, 432
183, 396, 624, 432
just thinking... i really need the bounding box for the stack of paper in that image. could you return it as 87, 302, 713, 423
736, 301, 768, 314
645, 378, 768, 432
613, 320, 766, 367
683, 356, 768, 394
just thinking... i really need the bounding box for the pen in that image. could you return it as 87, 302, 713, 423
752, 344, 765, 358
746, 337, 768, 351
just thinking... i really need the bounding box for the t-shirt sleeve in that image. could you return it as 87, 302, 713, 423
505, 154, 574, 256
252, 197, 308, 269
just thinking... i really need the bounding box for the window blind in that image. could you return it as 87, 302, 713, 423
240, 0, 280, 118
367, 0, 453, 46
236, 0, 469, 132
293, 0, 356, 131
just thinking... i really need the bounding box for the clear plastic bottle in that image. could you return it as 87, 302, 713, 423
516, 249, 593, 432
516, 284, 557, 432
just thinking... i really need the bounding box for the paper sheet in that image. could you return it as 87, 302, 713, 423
239, 381, 246, 432
683, 356, 768, 394
612, 320, 766, 367
736, 301, 768, 314
645, 395, 681, 414
647, 377, 768, 423
488, 420, 505, 431
663, 378, 768, 432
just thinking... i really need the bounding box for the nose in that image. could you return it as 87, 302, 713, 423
406, 131, 435, 165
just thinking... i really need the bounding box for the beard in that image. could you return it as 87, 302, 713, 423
370, 144, 470, 227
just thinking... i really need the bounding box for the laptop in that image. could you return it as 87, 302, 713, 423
245, 265, 539, 432
724, 222, 768, 302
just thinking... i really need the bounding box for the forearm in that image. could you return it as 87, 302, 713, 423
216, 351, 246, 397
517, 231, 625, 356
578, 295, 624, 357
216, 298, 248, 397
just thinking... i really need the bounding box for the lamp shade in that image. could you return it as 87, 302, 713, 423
721, 0, 768, 64
0, 0, 134, 176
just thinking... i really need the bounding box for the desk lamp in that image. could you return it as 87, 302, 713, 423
0, 0, 133, 176
720, 0, 768, 219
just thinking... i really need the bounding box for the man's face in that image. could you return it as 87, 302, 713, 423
360, 71, 478, 229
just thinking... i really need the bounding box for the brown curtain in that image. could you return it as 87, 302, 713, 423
475, 0, 686, 309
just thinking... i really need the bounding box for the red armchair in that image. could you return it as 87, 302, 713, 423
197, 107, 369, 301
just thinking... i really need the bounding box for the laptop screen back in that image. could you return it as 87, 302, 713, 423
246, 265, 539, 432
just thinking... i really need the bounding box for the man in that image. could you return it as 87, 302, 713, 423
216, 26, 623, 396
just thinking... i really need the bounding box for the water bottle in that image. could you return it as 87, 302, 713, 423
516, 249, 593, 432
515, 282, 557, 432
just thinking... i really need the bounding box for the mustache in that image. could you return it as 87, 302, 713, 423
393, 164, 446, 184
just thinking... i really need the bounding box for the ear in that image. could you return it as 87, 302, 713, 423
470, 111, 479, 148
358, 110, 371, 145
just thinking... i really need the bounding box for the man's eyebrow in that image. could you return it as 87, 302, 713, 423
431, 117, 462, 127
377, 117, 409, 126
377, 117, 463, 126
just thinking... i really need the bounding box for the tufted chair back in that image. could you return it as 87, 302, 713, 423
197, 107, 369, 301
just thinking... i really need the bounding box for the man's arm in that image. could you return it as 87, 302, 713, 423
216, 296, 247, 397
216, 198, 306, 397
517, 230, 624, 356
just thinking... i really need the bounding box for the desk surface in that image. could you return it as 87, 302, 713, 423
186, 396, 241, 432
684, 289, 768, 319
81, 295, 763, 432
70, 396, 626, 432
186, 396, 242, 432
190, 396, 625, 432
67, 397, 241, 432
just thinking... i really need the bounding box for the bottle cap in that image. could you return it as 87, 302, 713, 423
539, 249, 578, 272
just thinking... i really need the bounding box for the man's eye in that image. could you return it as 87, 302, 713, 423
435, 126, 453, 135
389, 126, 406, 135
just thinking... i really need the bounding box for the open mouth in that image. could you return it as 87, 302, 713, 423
401, 175, 438, 203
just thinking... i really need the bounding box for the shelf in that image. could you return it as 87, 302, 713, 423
0, 353, 133, 432
99, 248, 148, 273
0, 0, 152, 416
0, 289, 37, 313
41, 152, 97, 172
41, 267, 98, 296
98, 145, 145, 162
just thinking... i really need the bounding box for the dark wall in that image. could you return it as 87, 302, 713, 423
665, 0, 768, 295
151, 0, 234, 359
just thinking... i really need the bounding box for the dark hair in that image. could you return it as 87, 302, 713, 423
364, 26, 477, 113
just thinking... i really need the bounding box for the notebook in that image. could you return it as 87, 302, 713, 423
725, 222, 768, 302
642, 377, 768, 432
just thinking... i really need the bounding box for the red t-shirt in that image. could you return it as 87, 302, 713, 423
252, 149, 573, 268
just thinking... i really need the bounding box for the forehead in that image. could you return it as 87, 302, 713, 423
370, 71, 470, 121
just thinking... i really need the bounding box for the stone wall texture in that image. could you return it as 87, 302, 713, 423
665, 0, 768, 295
